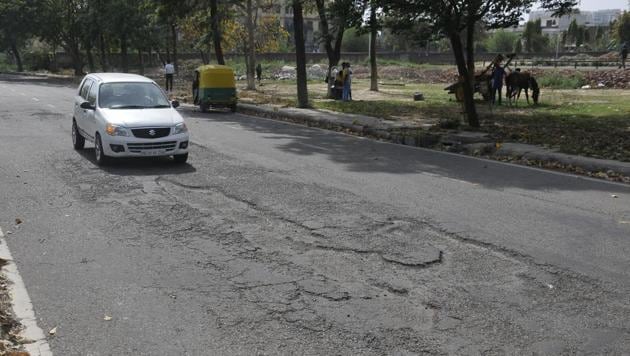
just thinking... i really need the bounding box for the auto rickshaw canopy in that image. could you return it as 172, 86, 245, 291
197, 65, 236, 89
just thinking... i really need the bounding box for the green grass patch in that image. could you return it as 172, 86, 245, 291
537, 71, 587, 89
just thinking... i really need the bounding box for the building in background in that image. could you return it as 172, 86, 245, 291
528, 9, 623, 35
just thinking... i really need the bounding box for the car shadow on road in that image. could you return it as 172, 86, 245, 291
77, 148, 196, 176
187, 111, 630, 193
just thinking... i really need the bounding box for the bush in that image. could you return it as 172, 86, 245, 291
485, 30, 520, 53
537, 71, 587, 89
0, 53, 16, 71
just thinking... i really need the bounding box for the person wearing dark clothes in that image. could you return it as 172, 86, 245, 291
491, 61, 506, 105
256, 63, 262, 84
620, 43, 628, 69
192, 70, 200, 105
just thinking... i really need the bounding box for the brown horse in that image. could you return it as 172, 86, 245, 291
506, 71, 540, 106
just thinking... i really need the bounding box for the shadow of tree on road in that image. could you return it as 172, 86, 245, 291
184, 108, 629, 193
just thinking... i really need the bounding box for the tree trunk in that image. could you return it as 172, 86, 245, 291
466, 22, 475, 81
148, 48, 154, 66
86, 43, 95, 73
68, 43, 83, 76
293, 0, 309, 108
120, 34, 129, 73
245, 0, 256, 90
315, 0, 342, 98
210, 0, 225, 65
99, 33, 108, 71
449, 32, 479, 128
199, 50, 209, 64
171, 24, 178, 72
10, 42, 23, 72
138, 49, 145, 75
369, 1, 378, 92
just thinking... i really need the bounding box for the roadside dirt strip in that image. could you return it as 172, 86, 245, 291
0, 226, 52, 356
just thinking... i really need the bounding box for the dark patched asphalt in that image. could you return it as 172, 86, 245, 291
1, 74, 629, 355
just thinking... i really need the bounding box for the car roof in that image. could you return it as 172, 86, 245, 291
87, 73, 155, 84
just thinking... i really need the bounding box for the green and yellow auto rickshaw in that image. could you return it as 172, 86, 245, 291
193, 65, 237, 112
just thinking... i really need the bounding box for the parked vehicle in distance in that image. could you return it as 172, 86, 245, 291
193, 65, 237, 113
72, 73, 190, 165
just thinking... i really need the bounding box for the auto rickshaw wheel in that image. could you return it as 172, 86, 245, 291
230, 104, 237, 113
200, 103, 209, 113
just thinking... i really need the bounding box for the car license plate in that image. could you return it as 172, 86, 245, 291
141, 150, 166, 156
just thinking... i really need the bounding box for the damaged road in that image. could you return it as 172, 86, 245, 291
1, 75, 630, 354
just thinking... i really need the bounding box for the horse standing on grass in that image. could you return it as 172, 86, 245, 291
506, 71, 540, 106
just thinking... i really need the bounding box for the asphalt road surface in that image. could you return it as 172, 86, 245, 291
1, 74, 629, 355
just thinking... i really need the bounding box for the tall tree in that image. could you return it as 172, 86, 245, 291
385, 0, 576, 127
210, 0, 225, 64
292, 0, 308, 108
613, 11, 630, 46
39, 0, 87, 75
315, 0, 361, 98
0, 0, 37, 72
523, 19, 550, 52
156, 0, 191, 71
368, 0, 379, 91
244, 0, 257, 89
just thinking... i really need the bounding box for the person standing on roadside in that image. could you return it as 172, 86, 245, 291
342, 62, 353, 101
164, 60, 175, 92
620, 43, 628, 69
491, 59, 506, 105
256, 63, 262, 84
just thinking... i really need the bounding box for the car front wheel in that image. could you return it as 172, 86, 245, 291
94, 133, 110, 166
72, 120, 85, 150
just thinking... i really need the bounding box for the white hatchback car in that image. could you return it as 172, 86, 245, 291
72, 73, 190, 165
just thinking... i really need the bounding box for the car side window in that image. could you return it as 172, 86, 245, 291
87, 82, 98, 106
80, 79, 92, 100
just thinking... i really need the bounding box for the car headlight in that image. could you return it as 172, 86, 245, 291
105, 123, 130, 136
173, 122, 188, 135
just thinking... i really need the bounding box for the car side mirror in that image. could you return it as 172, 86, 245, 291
80, 101, 95, 110
171, 100, 180, 108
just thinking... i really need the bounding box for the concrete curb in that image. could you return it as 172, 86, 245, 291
235, 102, 630, 178
495, 143, 630, 176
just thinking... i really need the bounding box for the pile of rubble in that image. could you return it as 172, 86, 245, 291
583, 69, 630, 89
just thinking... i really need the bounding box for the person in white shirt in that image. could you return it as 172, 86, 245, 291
164, 60, 175, 92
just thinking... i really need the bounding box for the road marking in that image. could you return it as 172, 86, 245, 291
0, 226, 53, 356
47, 104, 56, 109
32, 97, 40, 102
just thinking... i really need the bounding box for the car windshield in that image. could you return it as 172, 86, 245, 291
99, 82, 171, 109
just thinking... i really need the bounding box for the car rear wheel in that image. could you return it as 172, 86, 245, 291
173, 153, 188, 164
72, 119, 85, 150
94, 133, 110, 166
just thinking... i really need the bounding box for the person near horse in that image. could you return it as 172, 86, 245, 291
256, 63, 262, 84
620, 43, 628, 69
342, 62, 353, 101
333, 66, 344, 100
491, 60, 506, 105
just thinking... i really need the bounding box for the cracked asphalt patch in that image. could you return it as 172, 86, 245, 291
45, 143, 630, 355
